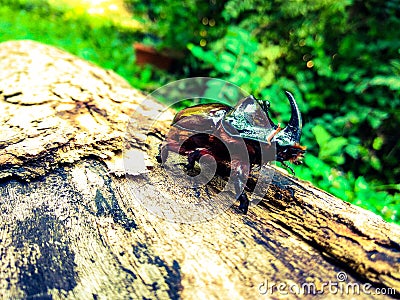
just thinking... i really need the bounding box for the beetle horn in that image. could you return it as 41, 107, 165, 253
280, 91, 302, 143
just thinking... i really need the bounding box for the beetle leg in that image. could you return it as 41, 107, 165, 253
186, 148, 214, 170
231, 159, 250, 214
156, 143, 165, 163
280, 160, 295, 175
186, 149, 201, 170
238, 192, 249, 214
157, 140, 179, 164
156, 144, 166, 164
157, 139, 185, 164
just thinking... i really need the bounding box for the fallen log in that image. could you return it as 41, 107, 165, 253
0, 40, 398, 299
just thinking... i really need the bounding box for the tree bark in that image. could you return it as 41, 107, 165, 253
0, 40, 399, 299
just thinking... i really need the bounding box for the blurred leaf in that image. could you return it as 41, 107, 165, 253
370, 155, 382, 171
140, 67, 152, 82
240, 55, 257, 72
187, 43, 204, 58
225, 37, 242, 55
320, 137, 348, 158
216, 61, 234, 73
228, 69, 249, 86
312, 125, 331, 147
369, 75, 400, 91
372, 136, 384, 150
220, 52, 237, 66
244, 40, 259, 53
259, 45, 281, 61
304, 154, 331, 177
345, 144, 359, 159
355, 176, 368, 192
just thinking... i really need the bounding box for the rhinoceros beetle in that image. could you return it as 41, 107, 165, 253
156, 91, 306, 214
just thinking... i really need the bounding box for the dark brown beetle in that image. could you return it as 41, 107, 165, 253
157, 91, 306, 214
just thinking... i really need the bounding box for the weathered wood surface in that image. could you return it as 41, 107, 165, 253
0, 40, 399, 299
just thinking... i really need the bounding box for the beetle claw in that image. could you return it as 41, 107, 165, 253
156, 144, 163, 164
186, 149, 201, 170
157, 143, 170, 165
238, 192, 249, 214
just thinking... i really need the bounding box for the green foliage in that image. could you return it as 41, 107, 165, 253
188, 26, 262, 93
187, 0, 400, 223
0, 0, 175, 92
125, 0, 224, 50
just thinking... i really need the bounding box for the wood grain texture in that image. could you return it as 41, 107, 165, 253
0, 40, 172, 180
0, 40, 399, 299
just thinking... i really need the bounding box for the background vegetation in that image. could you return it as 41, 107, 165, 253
1, 0, 399, 223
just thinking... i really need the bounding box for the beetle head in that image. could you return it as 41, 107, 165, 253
222, 91, 306, 165
276, 144, 306, 165
223, 91, 303, 145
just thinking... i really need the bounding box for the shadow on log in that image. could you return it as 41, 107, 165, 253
0, 40, 399, 299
